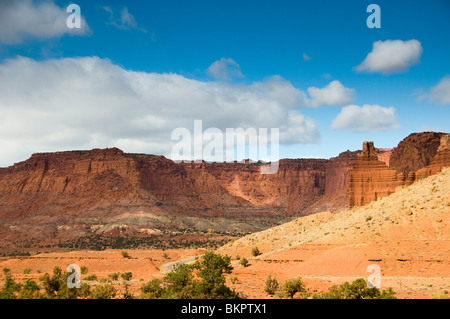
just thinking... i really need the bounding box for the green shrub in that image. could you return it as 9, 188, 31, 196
23, 268, 32, 275
121, 251, 130, 258
313, 278, 396, 299
240, 257, 249, 267
121, 272, 133, 281
140, 279, 165, 299
251, 247, 261, 257
84, 274, 98, 281
108, 272, 120, 281
282, 277, 307, 299
89, 284, 117, 299
264, 275, 279, 295
40, 266, 91, 299
80, 266, 89, 275
139, 251, 240, 299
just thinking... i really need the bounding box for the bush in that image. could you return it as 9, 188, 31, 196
0, 268, 21, 299
140, 279, 164, 299
121, 251, 130, 258
80, 266, 89, 275
121, 272, 133, 281
40, 266, 91, 299
251, 247, 261, 257
264, 275, 279, 295
282, 277, 307, 299
240, 257, 249, 267
16, 279, 42, 299
108, 272, 120, 281
313, 278, 396, 299
139, 251, 240, 299
84, 274, 98, 281
89, 284, 117, 299
23, 268, 32, 275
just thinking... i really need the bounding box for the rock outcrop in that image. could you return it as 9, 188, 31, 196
348, 142, 406, 207
349, 133, 450, 207
389, 132, 445, 176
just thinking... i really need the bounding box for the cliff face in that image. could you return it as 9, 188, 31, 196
1, 132, 448, 248
348, 142, 406, 207
0, 148, 352, 247
348, 133, 450, 207
389, 132, 445, 177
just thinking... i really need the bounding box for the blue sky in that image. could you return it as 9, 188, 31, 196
0, 0, 449, 166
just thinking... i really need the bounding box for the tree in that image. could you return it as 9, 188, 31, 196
16, 279, 42, 299
193, 251, 237, 299
164, 264, 194, 296
0, 268, 21, 299
139, 279, 164, 299
139, 251, 241, 299
282, 277, 307, 299
40, 266, 90, 299
264, 275, 279, 295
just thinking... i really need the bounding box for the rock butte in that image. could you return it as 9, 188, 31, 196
0, 132, 448, 249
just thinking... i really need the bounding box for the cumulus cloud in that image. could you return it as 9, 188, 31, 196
330, 104, 400, 132
419, 76, 450, 105
0, 56, 320, 166
355, 39, 422, 74
103, 6, 147, 32
0, 0, 90, 44
304, 80, 356, 107
207, 58, 244, 81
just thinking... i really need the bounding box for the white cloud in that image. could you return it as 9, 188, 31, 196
419, 76, 450, 105
103, 6, 147, 32
207, 58, 244, 81
330, 104, 400, 132
0, 0, 90, 44
303, 80, 356, 107
355, 39, 422, 74
302, 53, 311, 61
0, 56, 320, 166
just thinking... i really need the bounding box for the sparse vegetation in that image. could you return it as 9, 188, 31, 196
139, 251, 240, 299
251, 247, 261, 257
121, 251, 130, 258
264, 275, 279, 295
89, 284, 117, 299
23, 268, 32, 274
431, 290, 449, 299
108, 272, 120, 281
84, 274, 98, 281
80, 266, 89, 275
120, 272, 133, 281
239, 257, 249, 267
313, 278, 396, 299
281, 277, 308, 299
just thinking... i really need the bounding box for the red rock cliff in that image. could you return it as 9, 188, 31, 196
349, 133, 450, 207
348, 142, 406, 207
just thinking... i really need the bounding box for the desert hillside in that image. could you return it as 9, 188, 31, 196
217, 167, 450, 298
